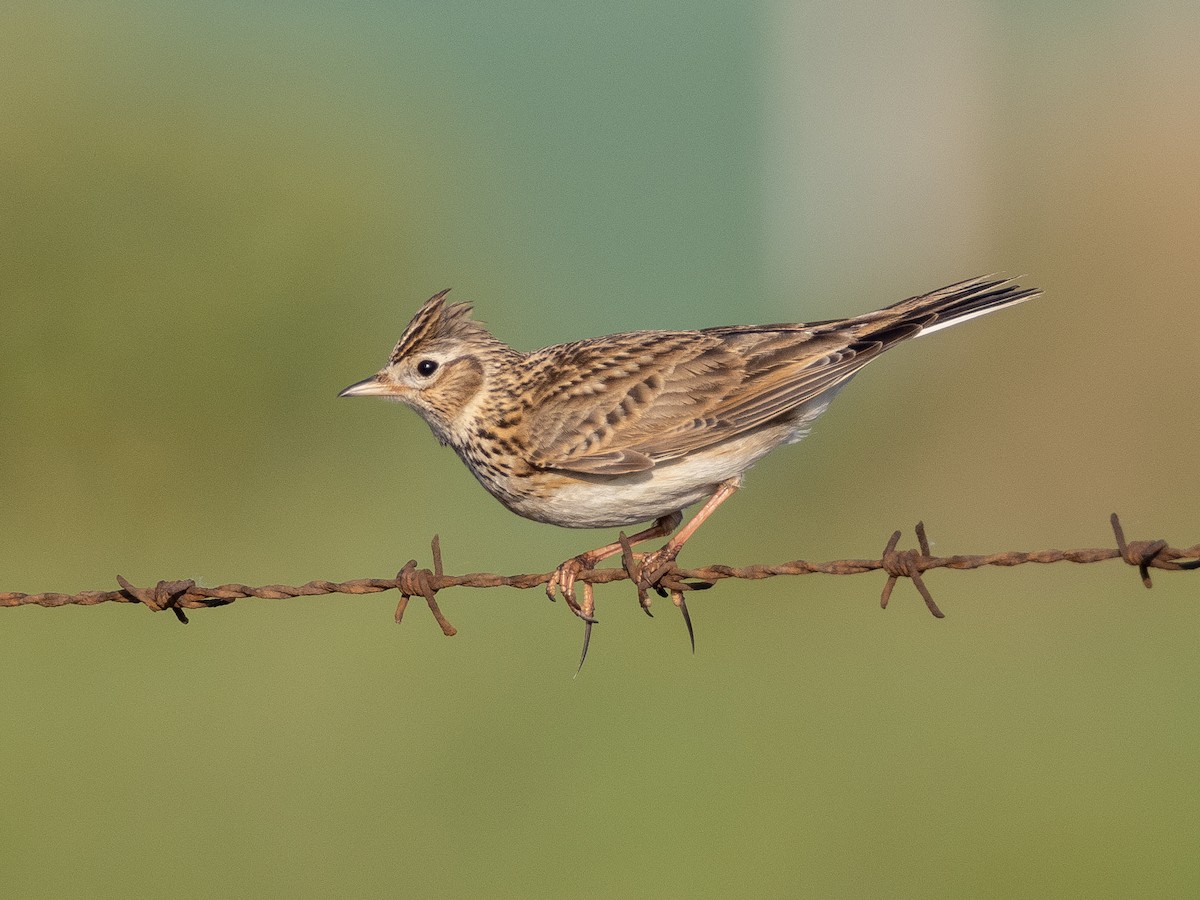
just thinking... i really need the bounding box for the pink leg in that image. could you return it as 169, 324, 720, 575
661, 479, 740, 557
636, 478, 741, 584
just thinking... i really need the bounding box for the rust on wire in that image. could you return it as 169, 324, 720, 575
395, 535, 457, 636
115, 576, 195, 624
1108, 512, 1199, 587
879, 522, 944, 618
3, 515, 1197, 637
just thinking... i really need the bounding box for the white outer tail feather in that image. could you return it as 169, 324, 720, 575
916, 279, 1040, 338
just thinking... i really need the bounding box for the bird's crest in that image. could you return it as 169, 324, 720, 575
389, 289, 492, 363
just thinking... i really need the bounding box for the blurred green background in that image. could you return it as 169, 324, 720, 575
3, 2, 1199, 897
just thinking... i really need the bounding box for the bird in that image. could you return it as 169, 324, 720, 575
339, 275, 1040, 668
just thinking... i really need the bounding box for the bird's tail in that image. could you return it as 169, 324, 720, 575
876, 275, 1042, 338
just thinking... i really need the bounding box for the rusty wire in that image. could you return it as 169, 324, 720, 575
2, 514, 1197, 635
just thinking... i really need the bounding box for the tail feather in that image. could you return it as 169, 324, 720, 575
800, 276, 1040, 357
881, 275, 1042, 338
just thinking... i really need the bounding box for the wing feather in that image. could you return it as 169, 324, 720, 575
525, 328, 881, 474
520, 278, 1036, 475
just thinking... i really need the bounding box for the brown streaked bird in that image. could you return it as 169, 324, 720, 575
340, 276, 1041, 667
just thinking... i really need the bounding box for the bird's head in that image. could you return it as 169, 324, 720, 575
339, 289, 514, 443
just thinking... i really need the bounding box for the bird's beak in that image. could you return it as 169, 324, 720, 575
337, 373, 396, 398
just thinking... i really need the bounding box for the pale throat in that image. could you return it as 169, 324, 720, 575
432, 376, 492, 449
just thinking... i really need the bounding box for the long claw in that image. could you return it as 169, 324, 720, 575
673, 590, 695, 654
574, 619, 593, 677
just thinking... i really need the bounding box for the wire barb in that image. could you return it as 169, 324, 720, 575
618, 531, 654, 617
879, 522, 944, 618
1109, 512, 1190, 588
115, 576, 194, 624
394, 535, 456, 636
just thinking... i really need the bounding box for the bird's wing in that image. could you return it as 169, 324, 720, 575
525, 325, 902, 475
524, 277, 1040, 475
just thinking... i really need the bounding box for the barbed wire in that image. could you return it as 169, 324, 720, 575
2, 515, 1196, 639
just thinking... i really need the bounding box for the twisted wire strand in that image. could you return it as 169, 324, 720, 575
3, 515, 1197, 634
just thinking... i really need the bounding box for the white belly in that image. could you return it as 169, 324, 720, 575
498, 421, 803, 529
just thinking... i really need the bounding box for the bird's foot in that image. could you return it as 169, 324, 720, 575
549, 556, 600, 675
635, 545, 681, 594
639, 547, 695, 653
547, 555, 599, 623
615, 533, 664, 615
617, 535, 702, 654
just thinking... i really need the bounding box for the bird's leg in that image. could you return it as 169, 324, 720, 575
547, 511, 684, 615
638, 479, 741, 588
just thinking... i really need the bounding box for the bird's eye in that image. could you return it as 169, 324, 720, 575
416, 359, 439, 377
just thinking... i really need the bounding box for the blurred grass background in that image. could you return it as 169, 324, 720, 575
3, 2, 1199, 897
